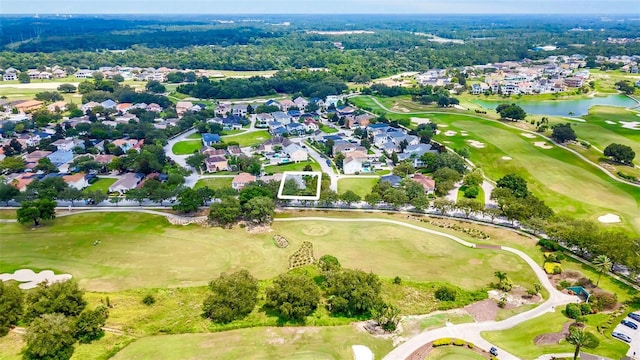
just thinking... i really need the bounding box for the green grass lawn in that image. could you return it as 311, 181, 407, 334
457, 185, 485, 203
220, 129, 246, 136
111, 326, 393, 360
263, 160, 320, 173
338, 177, 379, 197
0, 209, 17, 219
0, 213, 539, 292
85, 178, 117, 193
171, 140, 202, 155
186, 133, 202, 140
319, 123, 339, 134
193, 177, 233, 190
222, 130, 271, 147
481, 311, 629, 360
579, 106, 640, 159
426, 346, 486, 360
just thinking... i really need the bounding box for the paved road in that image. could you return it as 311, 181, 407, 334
482, 180, 498, 207
304, 142, 339, 191
365, 96, 640, 189
163, 128, 199, 188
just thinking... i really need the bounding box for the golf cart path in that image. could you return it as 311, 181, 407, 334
276, 217, 576, 360
365, 96, 640, 189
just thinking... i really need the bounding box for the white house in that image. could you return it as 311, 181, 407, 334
342, 150, 369, 174
108, 173, 142, 194
63, 173, 88, 190
284, 143, 308, 163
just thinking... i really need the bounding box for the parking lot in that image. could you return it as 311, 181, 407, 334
612, 311, 640, 358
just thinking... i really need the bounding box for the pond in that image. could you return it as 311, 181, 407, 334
472, 94, 639, 116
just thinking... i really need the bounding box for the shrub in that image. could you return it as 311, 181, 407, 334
433, 338, 452, 347
544, 262, 562, 274
142, 294, 156, 306
558, 280, 572, 289
467, 342, 474, 349
435, 286, 457, 301
317, 254, 341, 272
590, 291, 617, 311
453, 339, 466, 346
580, 303, 592, 315
497, 299, 506, 308
575, 277, 594, 288
565, 303, 582, 319
393, 276, 402, 285
538, 239, 561, 251
463, 185, 479, 198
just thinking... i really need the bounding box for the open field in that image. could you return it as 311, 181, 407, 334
481, 311, 630, 360
426, 346, 486, 360
338, 177, 379, 197
264, 160, 320, 173
222, 130, 271, 147
0, 213, 539, 292
186, 132, 202, 140
351, 95, 640, 235
171, 140, 202, 155
111, 326, 392, 360
85, 177, 117, 193
193, 177, 233, 190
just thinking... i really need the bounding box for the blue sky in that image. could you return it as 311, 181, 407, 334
2, 0, 638, 14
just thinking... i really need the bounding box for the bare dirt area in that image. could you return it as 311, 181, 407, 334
534, 321, 571, 345
465, 299, 500, 322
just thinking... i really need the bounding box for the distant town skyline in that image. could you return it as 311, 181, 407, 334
2, 0, 639, 15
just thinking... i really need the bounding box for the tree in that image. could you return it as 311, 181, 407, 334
173, 188, 203, 213
457, 198, 483, 218
17, 199, 56, 226
34, 157, 58, 174
202, 270, 258, 323
23, 314, 76, 360
603, 143, 635, 165
74, 306, 108, 343
77, 81, 95, 94
1, 156, 26, 173
24, 280, 86, 323
85, 190, 107, 206
463, 169, 483, 187
383, 188, 408, 209
496, 173, 529, 198
364, 192, 382, 207
566, 328, 599, 360
0, 183, 19, 205
340, 190, 361, 206
592, 255, 612, 287
58, 187, 84, 206
57, 84, 77, 93
0, 282, 23, 336
209, 196, 242, 227
392, 162, 415, 177
496, 103, 526, 120
410, 194, 430, 212
325, 269, 383, 316
319, 189, 339, 206
111, 74, 125, 83
493, 271, 513, 292
243, 196, 275, 224
18, 72, 31, 84
432, 198, 454, 215
35, 91, 64, 103
145, 80, 166, 94
124, 188, 147, 206
266, 274, 320, 321
186, 153, 206, 172
615, 80, 635, 95
318, 255, 341, 272
551, 123, 577, 143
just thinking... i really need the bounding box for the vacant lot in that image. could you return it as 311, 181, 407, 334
85, 177, 117, 193
171, 140, 202, 155
193, 177, 233, 190
0, 213, 538, 291
222, 130, 271, 147
111, 326, 392, 360
264, 160, 320, 173
338, 177, 379, 197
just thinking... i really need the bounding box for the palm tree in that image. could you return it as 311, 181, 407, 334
593, 255, 612, 287
566, 328, 599, 360
494, 271, 507, 282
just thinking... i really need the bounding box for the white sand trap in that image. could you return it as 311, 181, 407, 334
598, 213, 621, 223
605, 120, 617, 125
619, 121, 640, 130
0, 269, 72, 290
435, 130, 441, 135
411, 117, 431, 124
467, 140, 485, 148
460, 131, 469, 137
501, 156, 512, 160
453, 104, 466, 110
521, 133, 537, 139
352, 345, 374, 360
438, 124, 449, 127
444, 130, 457, 136
534, 142, 553, 149
564, 117, 586, 122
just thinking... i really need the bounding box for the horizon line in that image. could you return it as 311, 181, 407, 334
1, 13, 637, 16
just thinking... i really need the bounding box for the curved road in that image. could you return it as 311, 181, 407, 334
365, 96, 640, 189
164, 128, 200, 188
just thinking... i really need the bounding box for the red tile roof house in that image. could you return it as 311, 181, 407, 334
205, 156, 229, 173
410, 173, 436, 194
63, 172, 88, 190
232, 172, 257, 190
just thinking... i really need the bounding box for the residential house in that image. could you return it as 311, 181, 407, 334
75, 70, 93, 78
227, 145, 242, 156
222, 116, 244, 130
346, 114, 374, 128
284, 143, 308, 162
108, 172, 143, 194
279, 99, 296, 112
325, 95, 343, 108
202, 133, 221, 146
46, 101, 68, 112
380, 174, 402, 187
205, 156, 229, 172
14, 100, 44, 113
94, 154, 115, 167
3, 73, 17, 81
410, 173, 436, 194
337, 106, 355, 116
342, 150, 369, 174
11, 173, 39, 191
46, 150, 74, 168
257, 136, 292, 153
232, 104, 249, 117
286, 122, 306, 136
176, 101, 195, 116
232, 172, 257, 190
112, 139, 143, 152
255, 113, 274, 128
81, 101, 100, 113
100, 99, 117, 109
309, 97, 325, 109
293, 97, 309, 111
564, 77, 584, 88
265, 99, 281, 109
272, 111, 292, 125
215, 103, 232, 116
52, 138, 84, 152
116, 103, 133, 113
25, 150, 52, 170
63, 172, 88, 190
146, 103, 163, 112
333, 141, 366, 157
303, 119, 319, 132
398, 143, 438, 167
202, 147, 227, 157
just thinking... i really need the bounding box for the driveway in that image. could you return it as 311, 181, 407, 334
164, 128, 199, 188
304, 141, 339, 191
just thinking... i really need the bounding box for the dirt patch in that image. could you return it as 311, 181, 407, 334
301, 224, 330, 236
534, 321, 572, 345
465, 299, 499, 322
488, 287, 542, 307
533, 141, 553, 149
392, 105, 411, 113
246, 224, 272, 234
599, 162, 616, 172
520, 132, 537, 139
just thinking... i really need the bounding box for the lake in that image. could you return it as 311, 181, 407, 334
472, 94, 639, 117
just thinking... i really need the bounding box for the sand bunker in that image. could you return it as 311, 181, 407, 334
619, 121, 640, 130
534, 142, 553, 149
521, 133, 537, 139
411, 117, 431, 124
605, 120, 617, 125
598, 213, 621, 224
460, 131, 469, 137
438, 124, 449, 127
352, 345, 374, 360
467, 140, 485, 149
444, 130, 457, 136
435, 130, 441, 135
501, 156, 512, 160
0, 269, 72, 289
